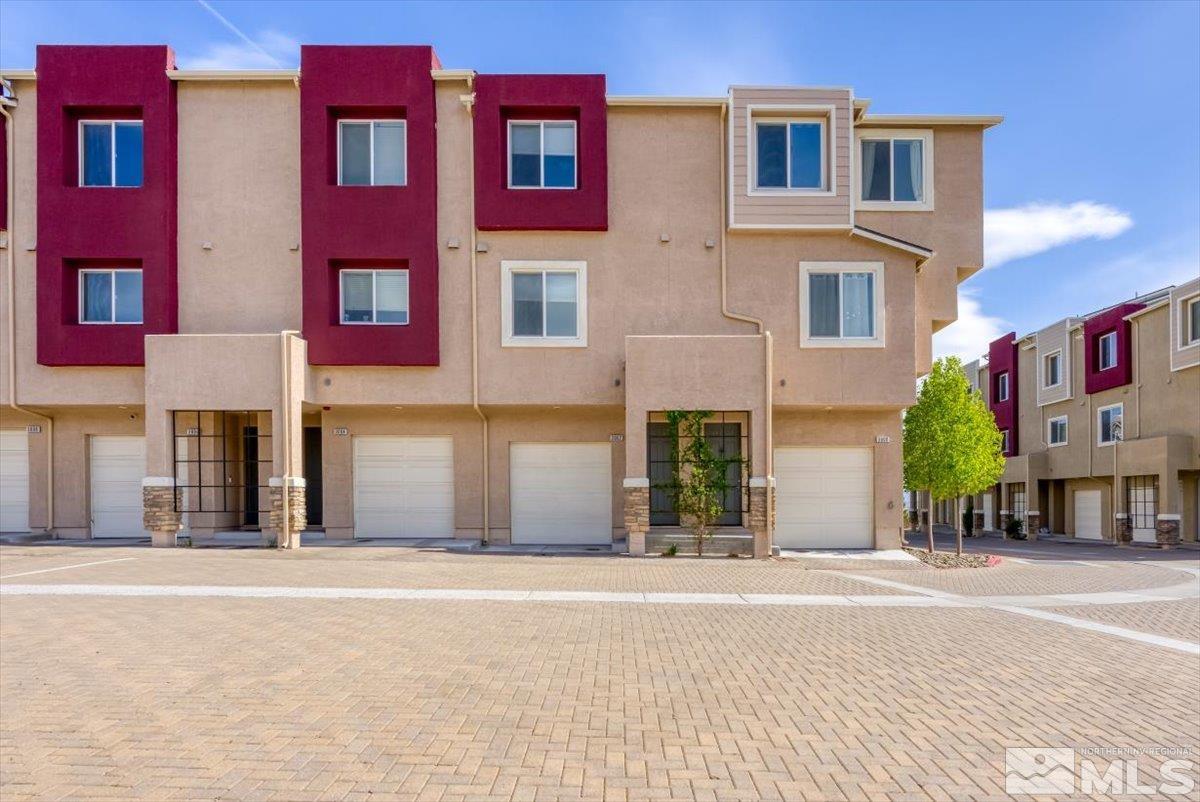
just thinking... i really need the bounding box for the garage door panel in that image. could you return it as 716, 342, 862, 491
1074, 490, 1102, 540
0, 430, 30, 532
353, 436, 454, 538
775, 447, 873, 549
90, 436, 147, 538
511, 443, 611, 545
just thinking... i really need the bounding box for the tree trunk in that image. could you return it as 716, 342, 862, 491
926, 494, 935, 554
955, 496, 963, 557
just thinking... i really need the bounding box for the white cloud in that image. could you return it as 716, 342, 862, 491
182, 30, 299, 70
984, 201, 1133, 269
933, 289, 1008, 363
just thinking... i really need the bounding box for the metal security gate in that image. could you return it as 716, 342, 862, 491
172, 411, 272, 521
647, 412, 749, 527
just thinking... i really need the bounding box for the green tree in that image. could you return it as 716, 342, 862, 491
664, 410, 738, 556
903, 357, 1006, 555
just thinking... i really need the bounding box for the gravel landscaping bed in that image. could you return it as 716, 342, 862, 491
904, 547, 999, 568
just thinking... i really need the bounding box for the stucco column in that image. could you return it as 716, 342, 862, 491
623, 478, 649, 556
748, 477, 774, 558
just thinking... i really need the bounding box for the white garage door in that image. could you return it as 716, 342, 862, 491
981, 493, 995, 531
90, 436, 147, 538
0, 430, 30, 532
353, 436, 454, 538
1074, 489, 1103, 540
511, 443, 612, 545
775, 447, 873, 549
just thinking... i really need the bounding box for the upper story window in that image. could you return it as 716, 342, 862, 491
1097, 330, 1118, 370
1185, 296, 1200, 346
1000, 429, 1010, 453
1097, 403, 1123, 445
79, 269, 142, 324
80, 120, 143, 187
340, 269, 409, 324
509, 121, 577, 189
799, 262, 885, 347
754, 119, 826, 191
856, 130, 933, 211
1042, 350, 1062, 388
338, 120, 407, 186
1048, 416, 1068, 446
996, 371, 1010, 402
501, 260, 587, 347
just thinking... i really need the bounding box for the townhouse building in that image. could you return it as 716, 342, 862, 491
938, 283, 1200, 545
0, 44, 997, 555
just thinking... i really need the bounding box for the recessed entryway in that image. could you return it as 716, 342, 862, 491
352, 436, 454, 538
0, 429, 30, 532
90, 436, 147, 538
510, 442, 612, 545
774, 446, 873, 549
1073, 489, 1102, 539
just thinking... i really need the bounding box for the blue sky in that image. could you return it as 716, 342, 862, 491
3, 0, 1198, 360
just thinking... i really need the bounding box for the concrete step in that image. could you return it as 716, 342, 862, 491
646, 526, 754, 556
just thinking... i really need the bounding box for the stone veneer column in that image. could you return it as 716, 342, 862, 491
1025, 511, 1040, 542
1155, 514, 1181, 548
142, 477, 181, 548
999, 510, 1012, 537
748, 477, 774, 558
1114, 513, 1133, 546
623, 479, 649, 556
973, 510, 985, 534
268, 477, 307, 549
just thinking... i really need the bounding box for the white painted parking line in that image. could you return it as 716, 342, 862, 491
0, 557, 136, 580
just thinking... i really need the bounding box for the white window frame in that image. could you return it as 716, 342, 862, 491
1183, 295, 1200, 347
78, 119, 143, 188
1047, 415, 1068, 447
1097, 330, 1118, 371
854, 128, 934, 212
996, 372, 1010, 403
500, 260, 587, 347
338, 269, 410, 326
745, 104, 835, 198
336, 119, 408, 187
1000, 429, 1010, 453
506, 120, 577, 190
1097, 402, 1123, 447
750, 116, 829, 194
78, 268, 143, 325
798, 261, 885, 348
1042, 349, 1062, 389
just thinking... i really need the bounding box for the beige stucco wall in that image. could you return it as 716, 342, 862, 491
176, 81, 302, 334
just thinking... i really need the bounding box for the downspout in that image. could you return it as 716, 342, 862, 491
461, 86, 489, 546
1, 82, 55, 535
278, 329, 300, 549
718, 101, 773, 546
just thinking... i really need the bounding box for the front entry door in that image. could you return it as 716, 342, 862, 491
704, 423, 742, 526
647, 422, 680, 526
243, 426, 259, 527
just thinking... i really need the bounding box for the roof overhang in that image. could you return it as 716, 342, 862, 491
166, 69, 297, 81
857, 114, 1003, 129
607, 95, 726, 108
850, 225, 933, 267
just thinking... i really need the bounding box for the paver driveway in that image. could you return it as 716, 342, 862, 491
1, 544, 1197, 802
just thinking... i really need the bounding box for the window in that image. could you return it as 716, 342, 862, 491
1186, 296, 1200, 346
508, 121, 576, 189
857, 130, 933, 209
754, 119, 826, 191
1009, 483, 1026, 519
79, 120, 143, 187
799, 262, 885, 347
501, 261, 587, 347
79, 269, 142, 324
1042, 350, 1062, 388
1097, 403, 1123, 445
1000, 429, 1010, 454
996, 372, 1009, 402
1097, 331, 1118, 370
1126, 475, 1158, 532
1048, 416, 1068, 446
338, 120, 406, 186
339, 270, 409, 324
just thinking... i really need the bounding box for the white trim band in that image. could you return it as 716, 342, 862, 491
142, 477, 176, 487
1156, 514, 1181, 521
268, 477, 307, 488
623, 478, 650, 488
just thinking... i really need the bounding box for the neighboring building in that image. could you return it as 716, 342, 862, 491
0, 45, 998, 554
942, 285, 1200, 545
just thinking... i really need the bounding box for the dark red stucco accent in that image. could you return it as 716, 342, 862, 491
300, 46, 440, 365
36, 45, 177, 366
988, 332, 1018, 457
1083, 303, 1142, 394
473, 74, 607, 231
